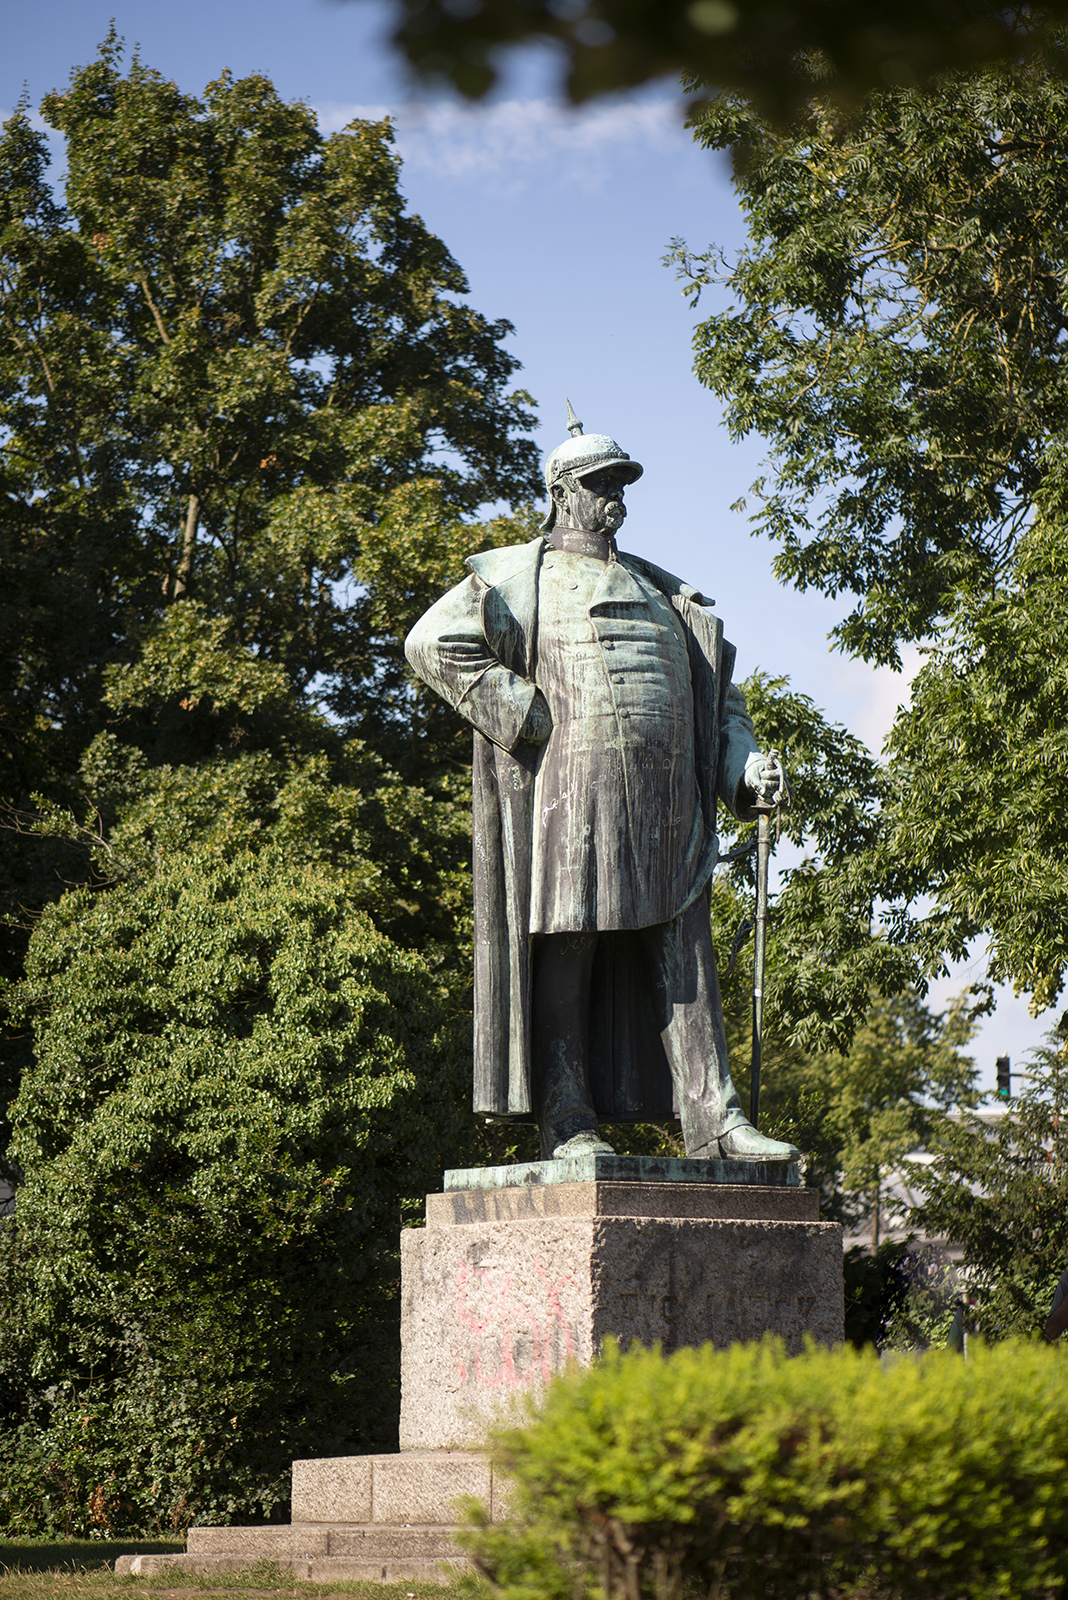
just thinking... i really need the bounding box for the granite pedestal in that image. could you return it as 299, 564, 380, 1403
117, 1158, 843, 1583
401, 1157, 842, 1450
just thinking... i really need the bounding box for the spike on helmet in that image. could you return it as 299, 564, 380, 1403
540, 399, 643, 531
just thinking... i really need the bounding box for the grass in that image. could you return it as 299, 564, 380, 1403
0, 1547, 478, 1600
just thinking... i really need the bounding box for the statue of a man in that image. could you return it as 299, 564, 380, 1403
406, 405, 799, 1165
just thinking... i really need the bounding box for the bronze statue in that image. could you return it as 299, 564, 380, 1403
406, 404, 799, 1165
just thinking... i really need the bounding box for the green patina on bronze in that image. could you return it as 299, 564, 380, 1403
444, 1153, 803, 1191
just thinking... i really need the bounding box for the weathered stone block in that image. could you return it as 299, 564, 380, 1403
116, 1175, 844, 1584
400, 1209, 843, 1450
291, 1453, 372, 1522
304, 1556, 467, 1583
287, 1449, 498, 1527
186, 1523, 328, 1555
326, 1527, 462, 1558
371, 1451, 492, 1524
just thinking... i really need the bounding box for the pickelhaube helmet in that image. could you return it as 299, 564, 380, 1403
541, 400, 643, 531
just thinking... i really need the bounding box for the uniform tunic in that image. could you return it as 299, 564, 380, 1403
529, 551, 716, 934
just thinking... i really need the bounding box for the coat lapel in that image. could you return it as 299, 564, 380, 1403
468, 537, 543, 678
589, 557, 651, 611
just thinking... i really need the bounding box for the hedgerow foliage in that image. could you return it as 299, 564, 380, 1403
463, 1337, 1068, 1600
0, 491, 538, 1535
0, 846, 472, 1536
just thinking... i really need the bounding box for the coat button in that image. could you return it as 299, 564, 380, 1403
614, 675, 625, 683
603, 641, 615, 650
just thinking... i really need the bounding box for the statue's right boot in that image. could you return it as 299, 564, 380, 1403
643, 893, 802, 1166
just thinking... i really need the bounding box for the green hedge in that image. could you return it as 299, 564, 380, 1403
461, 1337, 1068, 1600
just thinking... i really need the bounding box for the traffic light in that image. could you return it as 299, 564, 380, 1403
996, 1055, 1011, 1100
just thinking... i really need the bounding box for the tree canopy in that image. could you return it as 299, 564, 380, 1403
3, 848, 471, 1533
708, 677, 977, 1234
677, 61, 1068, 665
0, 31, 540, 1166
676, 56, 1068, 1014
0, 27, 537, 771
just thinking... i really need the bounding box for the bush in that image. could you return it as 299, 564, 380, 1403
461, 1336, 1068, 1600
0, 845, 474, 1536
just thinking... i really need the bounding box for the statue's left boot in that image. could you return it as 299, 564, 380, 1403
714, 1123, 800, 1162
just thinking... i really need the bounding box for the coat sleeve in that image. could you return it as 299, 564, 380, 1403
717, 678, 761, 821
405, 574, 548, 754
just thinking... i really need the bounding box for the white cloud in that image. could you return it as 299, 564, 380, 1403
314, 96, 689, 194
830, 643, 924, 758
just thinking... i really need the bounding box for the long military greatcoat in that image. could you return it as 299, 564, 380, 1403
405, 534, 760, 1123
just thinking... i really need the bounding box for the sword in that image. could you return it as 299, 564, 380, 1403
750, 752, 787, 1132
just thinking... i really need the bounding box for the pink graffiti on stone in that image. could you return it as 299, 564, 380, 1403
453, 1257, 578, 1388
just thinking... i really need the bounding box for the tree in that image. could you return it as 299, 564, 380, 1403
879, 501, 1068, 1011
0, 33, 539, 1150
910, 1032, 1068, 1339
677, 61, 1068, 664
694, 675, 978, 1238
714, 672, 919, 1056
709, 875, 977, 1233
1, 29, 536, 760
674, 58, 1068, 1014
339, 0, 1068, 123
818, 993, 976, 1246
0, 38, 541, 1532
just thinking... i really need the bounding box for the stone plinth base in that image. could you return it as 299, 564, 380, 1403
114, 1451, 499, 1583
400, 1178, 843, 1452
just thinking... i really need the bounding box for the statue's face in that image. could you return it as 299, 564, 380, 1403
554, 463, 632, 531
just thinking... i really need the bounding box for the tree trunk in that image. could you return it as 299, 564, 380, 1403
870, 1171, 880, 1252
174, 494, 199, 598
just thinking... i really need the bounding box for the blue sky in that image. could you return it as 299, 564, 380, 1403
3, 0, 1049, 1083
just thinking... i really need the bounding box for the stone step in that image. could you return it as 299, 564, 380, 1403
116, 1550, 468, 1582
186, 1522, 464, 1558
185, 1522, 329, 1556
113, 1450, 502, 1582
